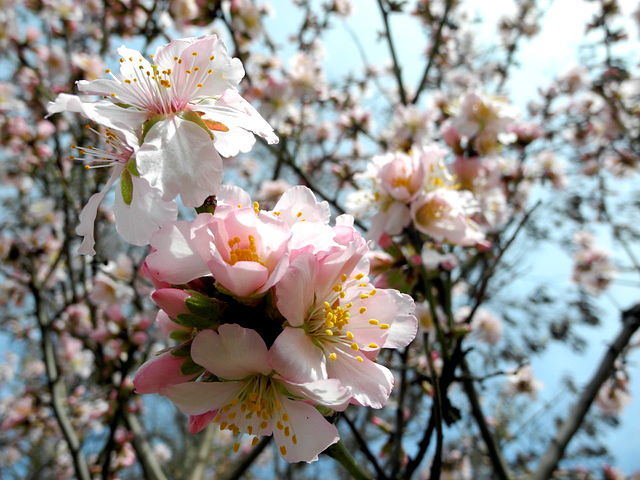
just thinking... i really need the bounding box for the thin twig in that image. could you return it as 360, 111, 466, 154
376, 0, 407, 105
461, 359, 511, 480
342, 413, 387, 480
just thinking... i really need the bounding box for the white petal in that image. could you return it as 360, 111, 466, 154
191, 326, 271, 379
136, 116, 223, 207
273, 397, 339, 463
113, 174, 178, 246
270, 328, 326, 383
162, 381, 243, 415
75, 165, 122, 256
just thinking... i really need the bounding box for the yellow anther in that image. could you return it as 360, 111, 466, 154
105, 69, 111, 73
276, 421, 284, 430
341, 274, 348, 282
356, 356, 364, 362
110, 93, 117, 97
197, 83, 203, 87
119, 58, 124, 63
325, 329, 333, 336
253, 201, 260, 214
252, 436, 259, 446
369, 319, 379, 325
355, 273, 364, 280
380, 323, 390, 330
220, 422, 228, 430
360, 294, 369, 299
260, 421, 268, 429
209, 55, 215, 60
340, 292, 346, 298
207, 68, 213, 74
351, 342, 360, 351
368, 343, 379, 349
332, 284, 342, 292
369, 289, 377, 296
359, 307, 367, 314
346, 331, 354, 340
280, 446, 287, 456
192, 51, 198, 56
328, 353, 337, 360
323, 301, 332, 310
284, 426, 290, 436
282, 413, 289, 421
194, 66, 200, 71
247, 426, 253, 435
292, 435, 298, 445
233, 443, 240, 452
345, 302, 353, 308
124, 79, 131, 84
296, 211, 303, 217
359, 283, 368, 287
185, 69, 191, 74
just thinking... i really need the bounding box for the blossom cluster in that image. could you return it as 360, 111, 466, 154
572, 230, 616, 295
133, 185, 418, 462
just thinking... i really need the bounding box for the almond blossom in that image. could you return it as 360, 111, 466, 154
70, 127, 177, 255
48, 35, 278, 207
160, 324, 351, 462
271, 250, 418, 409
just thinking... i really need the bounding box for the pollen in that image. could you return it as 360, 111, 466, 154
252, 437, 259, 446
233, 443, 240, 452
350, 343, 359, 351
253, 201, 260, 214
359, 307, 367, 314
227, 235, 265, 266
368, 343, 379, 348
355, 273, 364, 280
379, 323, 390, 330
196, 83, 203, 87
328, 353, 337, 360
280, 446, 287, 456
356, 356, 364, 362
369, 319, 379, 325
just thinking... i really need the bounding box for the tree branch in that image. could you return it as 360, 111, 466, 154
461, 359, 511, 480
531, 303, 640, 480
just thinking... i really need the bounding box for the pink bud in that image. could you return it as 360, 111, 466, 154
152, 288, 190, 319
133, 352, 193, 394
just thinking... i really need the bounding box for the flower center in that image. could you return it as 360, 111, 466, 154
227, 235, 265, 266
415, 197, 449, 227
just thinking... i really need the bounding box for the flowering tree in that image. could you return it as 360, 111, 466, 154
1, 0, 639, 479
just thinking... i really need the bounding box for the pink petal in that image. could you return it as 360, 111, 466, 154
191, 325, 271, 379
133, 352, 194, 394
274, 254, 317, 326
146, 220, 210, 285
188, 410, 217, 434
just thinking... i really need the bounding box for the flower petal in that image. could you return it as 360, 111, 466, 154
113, 174, 178, 246
75, 165, 122, 256
146, 220, 210, 284
136, 116, 223, 207
273, 397, 339, 463
162, 381, 244, 416
270, 327, 326, 383
133, 351, 194, 394
274, 254, 317, 327
191, 325, 271, 379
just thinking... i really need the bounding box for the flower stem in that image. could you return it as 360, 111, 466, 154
325, 441, 373, 480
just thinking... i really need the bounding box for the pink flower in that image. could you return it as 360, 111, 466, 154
162, 325, 351, 462
271, 250, 417, 409
410, 189, 485, 246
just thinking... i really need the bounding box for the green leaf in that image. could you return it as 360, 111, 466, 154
126, 159, 140, 176
170, 342, 191, 358
180, 358, 204, 376
120, 169, 133, 206
185, 294, 226, 319
140, 114, 165, 143
180, 110, 214, 140
169, 329, 192, 342
175, 313, 215, 329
